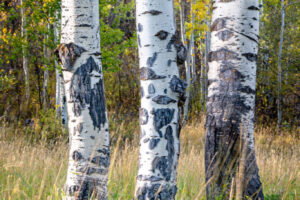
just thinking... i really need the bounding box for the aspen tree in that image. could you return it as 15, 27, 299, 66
55, 0, 110, 199
135, 0, 187, 199
205, 0, 264, 199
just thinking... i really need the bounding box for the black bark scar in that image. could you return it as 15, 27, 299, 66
152, 95, 176, 105
140, 67, 166, 80
155, 30, 169, 40
54, 43, 86, 71
70, 57, 107, 129
142, 10, 162, 15
147, 52, 158, 67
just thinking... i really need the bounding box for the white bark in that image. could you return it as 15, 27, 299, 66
182, 0, 195, 122
183, 33, 193, 121
135, 0, 186, 199
200, 5, 211, 112
200, 34, 206, 111
277, 0, 285, 132
57, 0, 110, 199
205, 0, 263, 199
21, 0, 30, 100
54, 10, 68, 127
260, 0, 263, 17
204, 7, 211, 106
55, 67, 61, 114
260, 0, 264, 28
55, 11, 61, 115
60, 75, 68, 127
43, 28, 49, 113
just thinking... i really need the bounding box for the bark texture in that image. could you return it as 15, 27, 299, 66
135, 1, 186, 199
56, 0, 110, 199
205, 0, 263, 199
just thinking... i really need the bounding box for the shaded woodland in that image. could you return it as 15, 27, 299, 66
0, 0, 299, 129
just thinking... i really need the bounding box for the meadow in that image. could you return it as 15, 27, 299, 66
0, 117, 299, 200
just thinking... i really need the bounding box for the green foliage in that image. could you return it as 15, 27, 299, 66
100, 0, 136, 72
35, 109, 67, 141
0, 0, 299, 127
256, 0, 300, 125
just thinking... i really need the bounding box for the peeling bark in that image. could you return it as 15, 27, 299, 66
135, 1, 185, 199
205, 1, 263, 199
57, 0, 110, 199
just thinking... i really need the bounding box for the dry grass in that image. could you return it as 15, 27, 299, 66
0, 119, 299, 199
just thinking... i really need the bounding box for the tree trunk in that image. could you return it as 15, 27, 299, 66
60, 74, 68, 127
55, 10, 61, 116
55, 67, 61, 114
260, 0, 263, 20
56, 65, 68, 127
277, 0, 285, 133
205, 1, 264, 199
182, 0, 195, 122
200, 33, 206, 112
134, 0, 186, 199
21, 0, 30, 101
43, 28, 49, 113
54, 10, 68, 127
204, 6, 211, 110
55, 0, 110, 199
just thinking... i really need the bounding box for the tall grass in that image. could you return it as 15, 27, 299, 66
0, 118, 299, 199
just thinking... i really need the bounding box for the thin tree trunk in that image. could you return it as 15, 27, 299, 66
134, 0, 186, 199
205, 1, 263, 199
54, 10, 68, 127
55, 10, 61, 116
204, 6, 211, 109
43, 28, 49, 113
191, 37, 196, 83
55, 69, 68, 128
183, 0, 195, 122
277, 0, 285, 133
60, 75, 68, 127
260, 0, 263, 20
56, 0, 110, 199
200, 33, 206, 112
21, 0, 30, 100
55, 67, 61, 114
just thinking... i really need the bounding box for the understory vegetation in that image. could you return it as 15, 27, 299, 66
0, 116, 299, 200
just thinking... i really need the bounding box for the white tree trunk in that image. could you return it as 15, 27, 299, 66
56, 0, 110, 199
183, 33, 193, 121
277, 0, 285, 132
60, 75, 68, 127
135, 0, 186, 199
54, 10, 68, 127
55, 55, 68, 128
55, 67, 61, 113
55, 10, 61, 115
205, 0, 263, 199
260, 0, 263, 17
200, 34, 206, 112
21, 0, 30, 100
204, 7, 211, 108
182, 0, 195, 122
43, 28, 49, 113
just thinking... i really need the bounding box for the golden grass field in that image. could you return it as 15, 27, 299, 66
0, 118, 299, 200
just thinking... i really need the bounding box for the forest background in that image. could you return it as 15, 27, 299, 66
0, 0, 299, 199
